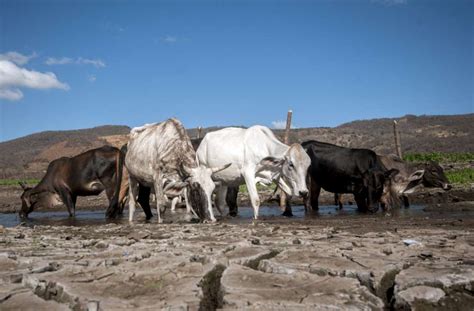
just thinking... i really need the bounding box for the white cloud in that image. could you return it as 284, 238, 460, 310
77, 58, 106, 68
162, 35, 178, 43
271, 120, 296, 130
45, 57, 73, 65
45, 57, 106, 68
0, 60, 69, 101
0, 88, 23, 101
88, 74, 96, 82
0, 51, 37, 65
371, 0, 407, 6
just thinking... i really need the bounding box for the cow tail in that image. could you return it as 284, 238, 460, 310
106, 145, 127, 218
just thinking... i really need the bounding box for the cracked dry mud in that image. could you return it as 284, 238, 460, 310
0, 211, 473, 311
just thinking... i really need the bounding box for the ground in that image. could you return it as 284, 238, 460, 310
0, 185, 473, 310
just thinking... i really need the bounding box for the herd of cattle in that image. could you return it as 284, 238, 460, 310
18, 118, 451, 222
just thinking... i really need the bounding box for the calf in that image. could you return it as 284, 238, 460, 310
19, 146, 127, 218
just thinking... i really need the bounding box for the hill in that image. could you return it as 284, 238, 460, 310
0, 114, 472, 179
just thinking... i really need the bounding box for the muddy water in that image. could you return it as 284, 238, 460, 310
0, 204, 445, 228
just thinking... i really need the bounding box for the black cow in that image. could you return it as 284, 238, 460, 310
302, 140, 398, 212
19, 145, 127, 219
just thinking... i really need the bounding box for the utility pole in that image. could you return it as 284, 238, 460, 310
393, 120, 402, 158
280, 110, 292, 215
197, 126, 203, 139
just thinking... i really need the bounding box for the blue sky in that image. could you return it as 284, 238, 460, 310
0, 0, 472, 142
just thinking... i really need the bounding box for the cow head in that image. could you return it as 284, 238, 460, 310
19, 182, 34, 218
167, 163, 231, 221
422, 161, 451, 191
362, 168, 399, 212
19, 182, 59, 218
259, 144, 311, 198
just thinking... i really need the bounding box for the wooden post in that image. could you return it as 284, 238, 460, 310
280, 110, 292, 213
197, 126, 203, 139
393, 120, 402, 158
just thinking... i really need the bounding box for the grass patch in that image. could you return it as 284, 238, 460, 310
446, 168, 474, 185
0, 179, 40, 186
403, 152, 474, 164
239, 183, 277, 194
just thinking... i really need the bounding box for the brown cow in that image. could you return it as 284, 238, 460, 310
19, 146, 128, 218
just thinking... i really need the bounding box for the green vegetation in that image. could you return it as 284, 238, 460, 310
0, 179, 40, 186
239, 183, 277, 194
446, 168, 474, 185
403, 152, 474, 164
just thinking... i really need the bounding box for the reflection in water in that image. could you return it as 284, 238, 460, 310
0, 204, 431, 228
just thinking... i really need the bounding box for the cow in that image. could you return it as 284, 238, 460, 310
196, 125, 311, 220
379, 154, 451, 207
19, 146, 128, 219
302, 140, 398, 212
119, 118, 230, 223
334, 154, 452, 209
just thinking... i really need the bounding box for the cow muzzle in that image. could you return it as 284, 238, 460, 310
299, 190, 309, 198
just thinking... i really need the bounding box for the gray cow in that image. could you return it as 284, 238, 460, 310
123, 118, 230, 222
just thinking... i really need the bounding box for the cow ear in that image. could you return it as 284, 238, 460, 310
163, 181, 188, 197
259, 156, 284, 168
211, 163, 232, 175
384, 169, 399, 180
408, 169, 424, 182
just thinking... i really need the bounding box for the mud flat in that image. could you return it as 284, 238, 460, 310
0, 205, 473, 311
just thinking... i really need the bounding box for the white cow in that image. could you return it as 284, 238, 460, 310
196, 125, 311, 219
125, 118, 230, 222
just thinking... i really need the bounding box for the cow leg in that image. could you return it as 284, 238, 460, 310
354, 194, 368, 212
137, 184, 153, 220
335, 193, 343, 210
153, 179, 166, 224
215, 185, 227, 216
309, 177, 321, 211
402, 195, 410, 208
128, 177, 139, 222
243, 172, 260, 220
170, 196, 180, 213
282, 193, 293, 217
226, 186, 239, 217
59, 190, 75, 217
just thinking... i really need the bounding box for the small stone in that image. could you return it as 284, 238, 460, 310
419, 251, 433, 260
382, 247, 393, 255
105, 259, 119, 267
87, 300, 100, 311
95, 241, 109, 249
127, 231, 150, 241
14, 232, 25, 239
292, 238, 301, 245
395, 286, 445, 308
250, 238, 260, 245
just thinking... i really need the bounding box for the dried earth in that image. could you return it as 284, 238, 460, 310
0, 203, 473, 311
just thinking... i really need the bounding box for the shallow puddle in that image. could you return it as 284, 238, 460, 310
0, 204, 435, 227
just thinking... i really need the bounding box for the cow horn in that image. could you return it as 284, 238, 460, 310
211, 163, 232, 174
18, 181, 28, 190
179, 163, 192, 178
